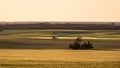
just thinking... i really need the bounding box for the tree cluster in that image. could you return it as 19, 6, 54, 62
69, 37, 94, 49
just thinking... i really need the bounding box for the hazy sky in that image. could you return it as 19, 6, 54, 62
0, 0, 120, 22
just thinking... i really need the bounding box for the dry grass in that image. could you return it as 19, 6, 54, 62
0, 49, 120, 68
0, 49, 120, 62
29, 37, 120, 40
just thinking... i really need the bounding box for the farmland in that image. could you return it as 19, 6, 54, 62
0, 49, 120, 68
0, 30, 120, 68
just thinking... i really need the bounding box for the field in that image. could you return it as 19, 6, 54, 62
0, 30, 120, 68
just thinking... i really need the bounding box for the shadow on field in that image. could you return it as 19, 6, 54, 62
0, 39, 120, 51
0, 39, 69, 49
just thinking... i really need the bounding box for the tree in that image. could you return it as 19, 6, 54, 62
86, 41, 94, 49
69, 37, 94, 50
75, 37, 82, 42
52, 32, 58, 40
82, 42, 87, 49
69, 37, 82, 49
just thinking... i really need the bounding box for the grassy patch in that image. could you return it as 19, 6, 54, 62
0, 60, 120, 68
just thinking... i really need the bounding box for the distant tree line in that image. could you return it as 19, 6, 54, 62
0, 22, 120, 30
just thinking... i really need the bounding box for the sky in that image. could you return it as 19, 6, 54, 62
0, 0, 120, 23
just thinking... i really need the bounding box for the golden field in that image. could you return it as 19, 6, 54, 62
0, 30, 120, 68
0, 49, 120, 62
0, 49, 120, 68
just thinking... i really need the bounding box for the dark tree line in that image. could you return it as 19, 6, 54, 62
69, 37, 94, 49
1, 22, 120, 30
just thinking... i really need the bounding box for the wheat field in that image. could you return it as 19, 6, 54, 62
0, 30, 120, 68
0, 49, 120, 68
